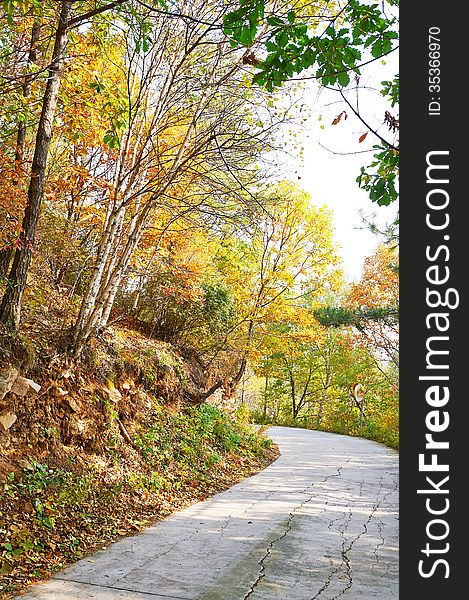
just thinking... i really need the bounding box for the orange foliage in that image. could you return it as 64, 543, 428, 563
0, 150, 27, 251
347, 244, 398, 309
346, 244, 399, 366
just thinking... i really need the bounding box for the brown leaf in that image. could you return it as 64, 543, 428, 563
358, 132, 368, 143
332, 111, 347, 125
242, 52, 260, 66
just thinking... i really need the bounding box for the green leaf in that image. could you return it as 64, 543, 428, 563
371, 40, 384, 58
276, 30, 288, 47
337, 71, 350, 87
6, 0, 13, 25
239, 25, 254, 46
267, 15, 284, 27
88, 82, 105, 93
103, 130, 119, 149
223, 10, 243, 26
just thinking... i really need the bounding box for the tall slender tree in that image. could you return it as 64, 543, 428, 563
0, 0, 132, 329
0, 1, 73, 329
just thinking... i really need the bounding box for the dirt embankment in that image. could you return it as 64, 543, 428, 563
0, 324, 278, 598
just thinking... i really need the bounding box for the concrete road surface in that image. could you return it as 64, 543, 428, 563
18, 427, 399, 599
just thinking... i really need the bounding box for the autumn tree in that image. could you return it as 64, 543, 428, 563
0, 1, 74, 328
67, 0, 293, 356
345, 243, 399, 369
265, 329, 327, 421
213, 182, 340, 379
120, 227, 236, 347
0, 0, 143, 329
0, 0, 399, 333
0, 9, 42, 277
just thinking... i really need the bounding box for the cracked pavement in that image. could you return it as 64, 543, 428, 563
18, 427, 399, 599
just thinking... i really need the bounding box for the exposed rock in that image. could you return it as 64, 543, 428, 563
0, 411, 17, 430
0, 367, 19, 400
10, 376, 30, 397
26, 378, 41, 393
51, 385, 69, 397
103, 384, 122, 403
10, 376, 41, 397
64, 397, 81, 413
65, 416, 96, 443
73, 418, 86, 434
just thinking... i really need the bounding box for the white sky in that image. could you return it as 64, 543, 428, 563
283, 52, 399, 282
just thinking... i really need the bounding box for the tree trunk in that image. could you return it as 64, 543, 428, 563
240, 370, 246, 404
15, 19, 42, 167
0, 2, 73, 330
72, 207, 123, 347
72, 202, 148, 355
296, 365, 313, 418
287, 368, 297, 419
316, 371, 331, 428
0, 250, 13, 279
132, 275, 144, 312
184, 358, 247, 405
262, 376, 268, 420
317, 389, 326, 428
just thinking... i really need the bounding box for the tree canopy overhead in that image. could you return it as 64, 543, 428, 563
1, 1, 398, 424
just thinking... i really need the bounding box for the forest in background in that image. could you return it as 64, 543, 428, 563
0, 1, 398, 594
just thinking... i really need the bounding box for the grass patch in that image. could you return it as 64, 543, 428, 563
0, 404, 277, 598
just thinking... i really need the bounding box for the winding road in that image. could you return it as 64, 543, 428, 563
18, 427, 399, 599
